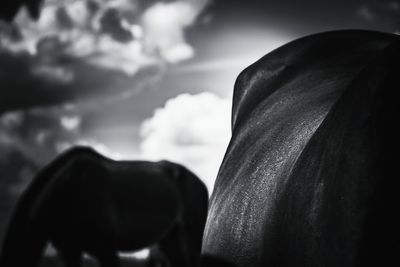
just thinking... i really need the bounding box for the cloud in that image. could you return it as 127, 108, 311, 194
3, 0, 153, 75
0, 110, 24, 129
0, 108, 78, 165
139, 92, 231, 192
141, 0, 208, 62
0, 0, 210, 116
1, 0, 209, 75
0, 101, 138, 168
31, 64, 75, 83
0, 48, 161, 114
60, 115, 81, 131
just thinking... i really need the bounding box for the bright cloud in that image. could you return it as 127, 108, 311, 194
142, 0, 208, 62
60, 115, 81, 131
0, 0, 209, 75
140, 92, 231, 193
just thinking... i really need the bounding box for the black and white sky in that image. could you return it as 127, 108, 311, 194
0, 0, 399, 246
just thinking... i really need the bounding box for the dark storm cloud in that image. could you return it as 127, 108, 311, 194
0, 48, 161, 113
100, 8, 134, 42
56, 6, 75, 29
0, 0, 42, 21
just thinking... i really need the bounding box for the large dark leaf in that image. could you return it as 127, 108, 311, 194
203, 30, 400, 267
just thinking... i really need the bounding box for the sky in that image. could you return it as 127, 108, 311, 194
0, 0, 399, 252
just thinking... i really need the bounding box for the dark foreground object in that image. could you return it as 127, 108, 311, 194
202, 30, 400, 267
40, 255, 148, 267
0, 147, 208, 267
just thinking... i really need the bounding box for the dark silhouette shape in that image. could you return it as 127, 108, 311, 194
201, 254, 237, 267
0, 0, 41, 21
202, 30, 400, 267
0, 146, 208, 267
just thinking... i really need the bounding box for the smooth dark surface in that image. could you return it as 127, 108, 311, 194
202, 30, 400, 267
0, 146, 208, 267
